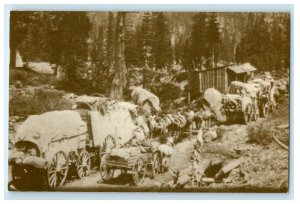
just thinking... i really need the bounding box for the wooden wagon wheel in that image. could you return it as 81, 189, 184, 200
77, 150, 91, 178
101, 135, 116, 156
132, 158, 146, 185
99, 154, 114, 182
243, 104, 252, 124
47, 151, 69, 189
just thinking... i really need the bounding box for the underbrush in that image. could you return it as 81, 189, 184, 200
9, 88, 72, 117
10, 69, 56, 86
247, 97, 289, 146
54, 79, 108, 96
247, 120, 273, 145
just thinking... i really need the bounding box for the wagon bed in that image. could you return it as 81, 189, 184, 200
100, 150, 159, 185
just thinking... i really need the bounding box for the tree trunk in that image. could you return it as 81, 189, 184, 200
9, 44, 16, 69
110, 12, 126, 100
9, 13, 16, 69
212, 46, 215, 69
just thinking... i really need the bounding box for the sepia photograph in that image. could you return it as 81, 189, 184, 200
8, 10, 290, 193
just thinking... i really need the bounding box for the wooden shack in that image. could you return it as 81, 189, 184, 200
185, 63, 257, 98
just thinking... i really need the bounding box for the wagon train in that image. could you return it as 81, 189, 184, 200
9, 95, 148, 190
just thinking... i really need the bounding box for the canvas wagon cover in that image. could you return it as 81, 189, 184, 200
203, 88, 225, 122
129, 86, 160, 112
15, 110, 87, 153
90, 101, 138, 147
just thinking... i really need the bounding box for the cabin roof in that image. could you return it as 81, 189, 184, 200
227, 63, 257, 74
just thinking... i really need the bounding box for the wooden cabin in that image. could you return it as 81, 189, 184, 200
195, 63, 257, 95
170, 63, 256, 99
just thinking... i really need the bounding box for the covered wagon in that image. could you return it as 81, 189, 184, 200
10, 96, 146, 189
11, 110, 89, 189
223, 81, 259, 124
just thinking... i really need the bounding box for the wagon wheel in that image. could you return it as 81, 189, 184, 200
152, 153, 160, 177
101, 135, 116, 157
243, 104, 252, 124
47, 151, 69, 189
99, 154, 114, 182
132, 158, 146, 185
77, 151, 91, 178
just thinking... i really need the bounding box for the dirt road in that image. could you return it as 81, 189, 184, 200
56, 120, 288, 192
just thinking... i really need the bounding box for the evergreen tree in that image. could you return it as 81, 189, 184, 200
236, 13, 274, 71
49, 12, 91, 81
9, 11, 36, 69
90, 25, 111, 89
181, 39, 194, 71
189, 13, 208, 70
124, 14, 140, 68
205, 13, 221, 68
137, 12, 154, 68
152, 12, 172, 70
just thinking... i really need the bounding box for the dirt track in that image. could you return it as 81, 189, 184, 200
53, 115, 288, 192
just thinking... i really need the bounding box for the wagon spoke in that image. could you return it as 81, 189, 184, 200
50, 173, 57, 188
77, 151, 91, 178
48, 151, 69, 189
49, 171, 56, 180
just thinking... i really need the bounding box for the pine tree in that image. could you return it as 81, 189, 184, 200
90, 25, 110, 89
152, 12, 172, 70
205, 13, 221, 68
137, 12, 154, 68
49, 12, 91, 80
236, 13, 273, 71
181, 39, 194, 71
9, 11, 36, 69
124, 13, 140, 68
186, 13, 208, 70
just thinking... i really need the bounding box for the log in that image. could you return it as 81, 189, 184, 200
215, 158, 242, 181
276, 124, 289, 129
201, 177, 215, 183
22, 156, 48, 169
272, 134, 288, 151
